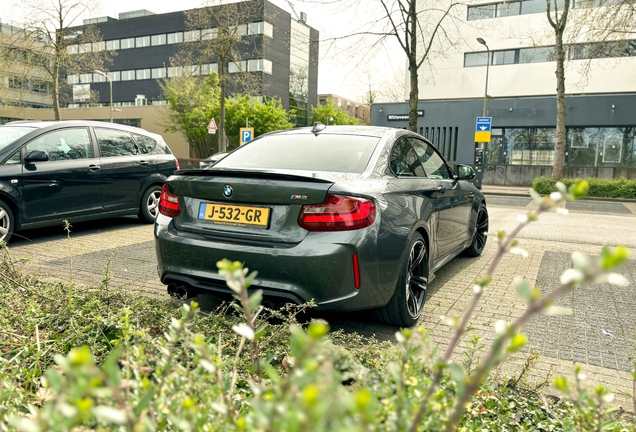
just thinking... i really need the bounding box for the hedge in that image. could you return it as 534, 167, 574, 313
532, 176, 636, 199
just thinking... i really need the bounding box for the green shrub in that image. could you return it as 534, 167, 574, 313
533, 176, 636, 199
1, 183, 635, 431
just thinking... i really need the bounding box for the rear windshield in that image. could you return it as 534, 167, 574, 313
214, 133, 380, 174
0, 126, 35, 151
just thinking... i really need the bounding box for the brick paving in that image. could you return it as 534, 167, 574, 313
5, 203, 636, 407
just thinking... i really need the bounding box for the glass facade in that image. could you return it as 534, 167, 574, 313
484, 127, 636, 167
289, 20, 310, 127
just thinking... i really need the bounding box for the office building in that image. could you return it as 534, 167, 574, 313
371, 0, 636, 185
64, 0, 319, 127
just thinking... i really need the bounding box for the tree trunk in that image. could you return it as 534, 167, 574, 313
52, 47, 61, 121
552, 30, 566, 180
407, 0, 418, 132
219, 62, 227, 153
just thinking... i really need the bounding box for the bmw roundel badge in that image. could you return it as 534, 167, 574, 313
222, 184, 233, 198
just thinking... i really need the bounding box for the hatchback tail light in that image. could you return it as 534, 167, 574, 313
175, 159, 180, 170
298, 194, 376, 231
159, 184, 180, 218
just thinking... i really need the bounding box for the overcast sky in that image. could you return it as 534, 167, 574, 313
3, 0, 405, 102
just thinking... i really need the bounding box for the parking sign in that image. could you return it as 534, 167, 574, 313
240, 128, 254, 146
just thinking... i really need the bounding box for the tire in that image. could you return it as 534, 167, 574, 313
139, 185, 162, 223
464, 203, 488, 257
0, 200, 15, 243
374, 233, 428, 327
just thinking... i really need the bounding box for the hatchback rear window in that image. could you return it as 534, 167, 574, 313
0, 127, 34, 151
214, 134, 380, 174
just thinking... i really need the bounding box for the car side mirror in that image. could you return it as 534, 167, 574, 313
25, 150, 49, 163
455, 164, 476, 182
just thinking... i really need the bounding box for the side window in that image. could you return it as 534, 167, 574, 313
133, 133, 168, 155
409, 138, 451, 180
2, 150, 21, 165
25, 128, 93, 162
95, 128, 139, 157
389, 138, 425, 177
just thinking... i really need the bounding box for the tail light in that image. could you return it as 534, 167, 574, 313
159, 184, 180, 217
175, 159, 180, 170
298, 194, 376, 232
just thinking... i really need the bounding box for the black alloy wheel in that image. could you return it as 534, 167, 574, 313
374, 233, 429, 327
464, 204, 488, 257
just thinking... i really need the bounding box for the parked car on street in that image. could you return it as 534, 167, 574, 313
0, 120, 179, 242
199, 152, 229, 169
154, 125, 488, 327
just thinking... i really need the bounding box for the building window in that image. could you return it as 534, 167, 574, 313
467, 4, 496, 20
264, 22, 274, 38
67, 45, 79, 54
135, 36, 150, 48
93, 72, 107, 83
136, 69, 151, 80
121, 70, 135, 81
108, 71, 121, 82
151, 67, 166, 79
92, 41, 105, 52
236, 24, 248, 36
228, 61, 246, 73
201, 63, 218, 75
67, 74, 79, 84
247, 59, 262, 72
167, 32, 183, 44
79, 73, 93, 83
151, 34, 166, 46
184, 30, 200, 42
79, 43, 92, 53
464, 52, 489, 67
201, 28, 217, 40
248, 22, 263, 35
519, 46, 555, 63
492, 49, 516, 65
263, 59, 272, 74
106, 40, 120, 50
167, 66, 183, 77
120, 38, 135, 49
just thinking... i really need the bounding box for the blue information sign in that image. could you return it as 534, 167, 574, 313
475, 117, 492, 132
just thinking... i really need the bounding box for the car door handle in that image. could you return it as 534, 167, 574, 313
88, 164, 100, 172
469, 192, 475, 198
436, 185, 444, 192
139, 160, 149, 167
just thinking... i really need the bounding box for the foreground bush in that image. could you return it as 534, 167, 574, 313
533, 176, 636, 199
1, 181, 635, 431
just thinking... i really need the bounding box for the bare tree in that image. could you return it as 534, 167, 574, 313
315, 0, 460, 132
546, 0, 572, 180
178, 0, 266, 153
17, 0, 113, 120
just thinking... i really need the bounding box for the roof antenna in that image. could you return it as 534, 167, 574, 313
311, 122, 326, 136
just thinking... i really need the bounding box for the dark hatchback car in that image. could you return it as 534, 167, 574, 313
155, 125, 488, 327
0, 121, 179, 242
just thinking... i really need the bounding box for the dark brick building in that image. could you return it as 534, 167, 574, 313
65, 0, 318, 126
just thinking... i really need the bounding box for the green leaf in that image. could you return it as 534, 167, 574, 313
514, 277, 532, 303
448, 363, 466, 394
506, 333, 528, 353
248, 289, 263, 313
529, 188, 543, 204
133, 389, 155, 417
568, 180, 589, 200
600, 246, 631, 270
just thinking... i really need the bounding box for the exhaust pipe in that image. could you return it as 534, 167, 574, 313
167, 283, 193, 299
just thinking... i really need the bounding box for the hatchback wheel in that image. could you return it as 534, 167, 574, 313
464, 203, 488, 257
0, 201, 14, 243
374, 233, 428, 327
139, 185, 162, 223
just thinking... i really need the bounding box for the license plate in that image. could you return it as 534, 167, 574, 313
197, 203, 270, 227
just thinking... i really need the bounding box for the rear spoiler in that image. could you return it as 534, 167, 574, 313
173, 168, 334, 184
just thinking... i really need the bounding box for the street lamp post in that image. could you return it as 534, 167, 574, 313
476, 38, 490, 117
93, 70, 113, 123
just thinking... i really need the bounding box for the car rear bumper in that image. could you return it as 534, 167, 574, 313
154, 215, 389, 311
